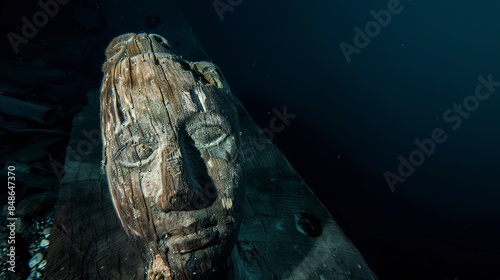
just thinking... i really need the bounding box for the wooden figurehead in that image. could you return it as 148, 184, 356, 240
100, 32, 379, 280
100, 33, 244, 279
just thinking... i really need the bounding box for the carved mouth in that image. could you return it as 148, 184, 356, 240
167, 226, 219, 254
166, 217, 219, 254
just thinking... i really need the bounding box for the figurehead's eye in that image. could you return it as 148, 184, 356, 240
184, 112, 238, 162
185, 112, 232, 149
115, 142, 157, 168
190, 126, 229, 149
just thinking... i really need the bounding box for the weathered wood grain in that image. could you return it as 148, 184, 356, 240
45, 12, 378, 280
46, 85, 378, 279
97, 31, 377, 279
44, 92, 144, 280
100, 33, 245, 280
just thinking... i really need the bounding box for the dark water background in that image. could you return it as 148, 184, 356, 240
1, 0, 499, 279
182, 1, 500, 279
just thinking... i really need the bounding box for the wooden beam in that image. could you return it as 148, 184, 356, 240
46, 4, 378, 279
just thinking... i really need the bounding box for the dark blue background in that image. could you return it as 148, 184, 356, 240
179, 1, 500, 279
1, 0, 499, 279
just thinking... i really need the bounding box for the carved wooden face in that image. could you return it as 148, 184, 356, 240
100, 33, 244, 279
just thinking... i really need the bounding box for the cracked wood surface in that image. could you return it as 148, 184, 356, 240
45, 88, 378, 279
45, 94, 143, 279
44, 2, 378, 279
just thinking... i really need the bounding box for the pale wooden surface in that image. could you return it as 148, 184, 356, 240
99, 33, 247, 279
44, 1, 378, 278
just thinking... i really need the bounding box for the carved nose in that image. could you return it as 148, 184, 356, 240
157, 133, 217, 212
156, 145, 213, 213
159, 187, 193, 212
157, 179, 212, 212
157, 170, 202, 212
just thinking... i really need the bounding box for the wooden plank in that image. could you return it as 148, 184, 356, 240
45, 68, 378, 280
233, 99, 378, 279
44, 93, 144, 279
45, 3, 378, 279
